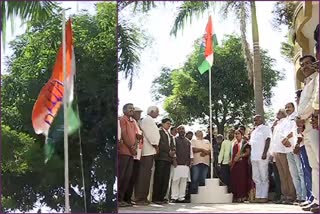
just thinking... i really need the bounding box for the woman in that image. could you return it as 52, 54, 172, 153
230, 129, 252, 202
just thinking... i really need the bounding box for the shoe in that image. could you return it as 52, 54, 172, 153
310, 206, 319, 213
300, 201, 311, 207
152, 201, 164, 205
135, 200, 150, 205
302, 203, 319, 211
177, 199, 186, 203
275, 199, 284, 204
170, 199, 177, 203
282, 200, 294, 205
119, 201, 132, 207
260, 198, 268, 203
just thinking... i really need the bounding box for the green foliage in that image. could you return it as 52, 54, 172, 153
170, 1, 212, 36
2, 2, 116, 212
280, 37, 295, 62
1, 1, 59, 50
152, 35, 283, 133
271, 1, 299, 30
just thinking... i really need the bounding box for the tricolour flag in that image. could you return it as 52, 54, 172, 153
32, 20, 80, 162
198, 16, 218, 74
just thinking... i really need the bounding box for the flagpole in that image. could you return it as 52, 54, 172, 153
209, 67, 213, 179
62, 9, 70, 213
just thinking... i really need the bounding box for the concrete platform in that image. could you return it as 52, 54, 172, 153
118, 202, 311, 213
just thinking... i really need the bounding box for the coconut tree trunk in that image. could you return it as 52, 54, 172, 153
250, 1, 264, 119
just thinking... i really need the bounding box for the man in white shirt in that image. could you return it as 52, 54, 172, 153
134, 106, 160, 205
250, 115, 272, 203
272, 108, 296, 204
297, 55, 319, 212
281, 103, 306, 204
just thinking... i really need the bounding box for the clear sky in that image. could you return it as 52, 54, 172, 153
118, 1, 295, 131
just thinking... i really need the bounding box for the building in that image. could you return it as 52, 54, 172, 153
292, 1, 319, 89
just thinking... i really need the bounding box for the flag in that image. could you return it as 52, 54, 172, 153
198, 16, 218, 74
32, 20, 80, 162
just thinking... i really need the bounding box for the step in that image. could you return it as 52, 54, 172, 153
191, 193, 233, 203
198, 185, 227, 195
205, 178, 220, 188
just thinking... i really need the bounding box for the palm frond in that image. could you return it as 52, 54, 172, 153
220, 1, 253, 84
117, 23, 143, 90
2, 1, 59, 50
170, 1, 212, 37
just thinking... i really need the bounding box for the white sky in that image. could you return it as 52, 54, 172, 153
118, 1, 296, 130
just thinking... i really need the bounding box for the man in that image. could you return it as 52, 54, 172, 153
152, 118, 175, 204
269, 110, 286, 203
218, 129, 234, 192
134, 106, 160, 205
190, 130, 211, 194
281, 103, 306, 204
186, 131, 194, 141
118, 103, 139, 207
297, 54, 319, 212
171, 125, 193, 203
165, 126, 178, 201
249, 115, 272, 203
205, 126, 218, 178
124, 107, 143, 204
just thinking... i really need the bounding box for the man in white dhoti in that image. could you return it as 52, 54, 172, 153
249, 115, 272, 203
171, 125, 193, 203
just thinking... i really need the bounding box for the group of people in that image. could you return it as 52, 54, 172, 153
117, 25, 319, 212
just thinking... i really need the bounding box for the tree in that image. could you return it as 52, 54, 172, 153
1, 1, 59, 49
250, 1, 264, 118
2, 3, 117, 212
271, 1, 299, 30
271, 1, 299, 61
152, 35, 283, 134
117, 2, 150, 90
129, 1, 266, 118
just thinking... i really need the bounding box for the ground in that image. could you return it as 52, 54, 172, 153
119, 202, 311, 213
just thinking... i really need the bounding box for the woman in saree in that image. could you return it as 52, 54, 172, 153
230, 129, 252, 202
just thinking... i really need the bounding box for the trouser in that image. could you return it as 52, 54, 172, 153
152, 160, 171, 202
220, 164, 231, 192
287, 152, 307, 201
118, 155, 134, 202
304, 122, 319, 201
272, 162, 282, 200
190, 163, 209, 194
165, 165, 174, 200
134, 155, 154, 202
171, 177, 188, 201
274, 153, 296, 200
124, 159, 140, 202
251, 159, 269, 199
300, 145, 314, 202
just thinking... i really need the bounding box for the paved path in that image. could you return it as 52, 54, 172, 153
119, 202, 311, 213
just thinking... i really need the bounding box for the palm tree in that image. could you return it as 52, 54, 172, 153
157, 1, 265, 118
250, 1, 264, 118
1, 1, 58, 49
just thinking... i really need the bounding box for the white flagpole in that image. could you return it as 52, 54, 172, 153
209, 67, 213, 179
62, 9, 70, 213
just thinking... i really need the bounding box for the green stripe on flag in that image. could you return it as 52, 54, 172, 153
198, 60, 211, 74
44, 103, 80, 163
